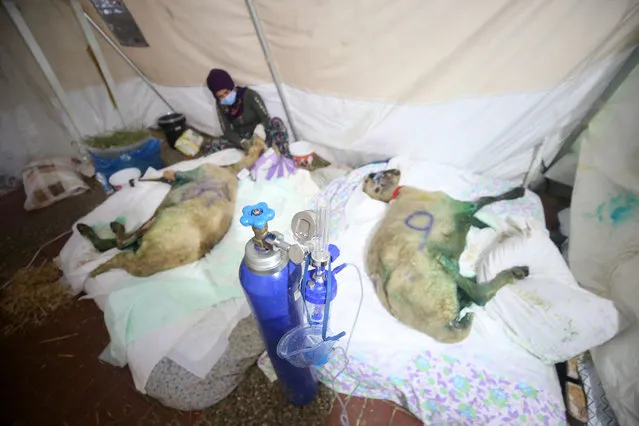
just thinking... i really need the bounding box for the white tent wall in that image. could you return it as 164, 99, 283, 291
544, 45, 639, 189
80, 0, 280, 155
569, 55, 639, 426
255, 0, 639, 181
17, 0, 167, 136
11, 0, 168, 137
79, 0, 639, 181
2, 0, 639, 183
0, 0, 169, 190
0, 5, 73, 193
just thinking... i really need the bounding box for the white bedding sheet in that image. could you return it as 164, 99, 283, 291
260, 156, 566, 424
59, 151, 320, 390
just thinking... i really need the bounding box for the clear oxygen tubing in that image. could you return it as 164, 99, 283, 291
298, 197, 364, 425
327, 262, 365, 426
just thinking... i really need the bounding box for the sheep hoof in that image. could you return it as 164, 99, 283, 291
510, 266, 529, 280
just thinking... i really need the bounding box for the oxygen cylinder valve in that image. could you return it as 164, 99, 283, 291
240, 202, 309, 264
240, 202, 275, 250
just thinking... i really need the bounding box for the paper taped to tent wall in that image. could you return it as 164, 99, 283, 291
2, 0, 639, 184
88, 0, 148, 47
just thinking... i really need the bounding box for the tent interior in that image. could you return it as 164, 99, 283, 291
1, 0, 638, 424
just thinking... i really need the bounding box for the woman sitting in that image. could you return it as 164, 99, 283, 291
206, 68, 290, 157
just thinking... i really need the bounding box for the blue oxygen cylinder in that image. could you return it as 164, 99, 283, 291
238, 202, 318, 406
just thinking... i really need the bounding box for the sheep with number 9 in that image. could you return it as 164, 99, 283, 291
362, 169, 530, 343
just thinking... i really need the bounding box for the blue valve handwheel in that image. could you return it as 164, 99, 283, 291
240, 202, 275, 230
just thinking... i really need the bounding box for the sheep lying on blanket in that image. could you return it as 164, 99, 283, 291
363, 169, 529, 343
77, 137, 267, 277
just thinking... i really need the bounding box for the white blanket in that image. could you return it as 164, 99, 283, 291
60, 151, 320, 390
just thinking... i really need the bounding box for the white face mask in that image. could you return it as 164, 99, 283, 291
220, 90, 237, 106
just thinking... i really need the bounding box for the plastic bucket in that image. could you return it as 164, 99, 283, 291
108, 167, 141, 191
157, 112, 187, 149
289, 141, 315, 168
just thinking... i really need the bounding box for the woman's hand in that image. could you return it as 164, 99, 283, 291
162, 170, 177, 181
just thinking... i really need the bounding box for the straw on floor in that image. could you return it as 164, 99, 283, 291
0, 261, 73, 336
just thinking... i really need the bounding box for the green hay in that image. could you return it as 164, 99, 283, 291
84, 128, 151, 149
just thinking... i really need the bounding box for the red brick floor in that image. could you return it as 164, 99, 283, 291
326, 396, 424, 425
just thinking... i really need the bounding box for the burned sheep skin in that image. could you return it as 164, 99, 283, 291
362, 169, 529, 343
78, 138, 266, 278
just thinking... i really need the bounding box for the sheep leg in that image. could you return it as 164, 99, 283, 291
76, 223, 117, 252
225, 136, 267, 176
470, 187, 526, 214
435, 252, 529, 307
470, 217, 490, 229
109, 216, 156, 250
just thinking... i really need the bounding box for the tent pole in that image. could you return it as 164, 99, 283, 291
83, 12, 175, 112
522, 141, 545, 188
3, 1, 83, 143
70, 0, 125, 127
246, 0, 299, 141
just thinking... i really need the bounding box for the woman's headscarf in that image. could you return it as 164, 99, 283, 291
206, 68, 247, 120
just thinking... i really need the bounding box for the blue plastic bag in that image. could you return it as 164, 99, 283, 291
91, 138, 163, 184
